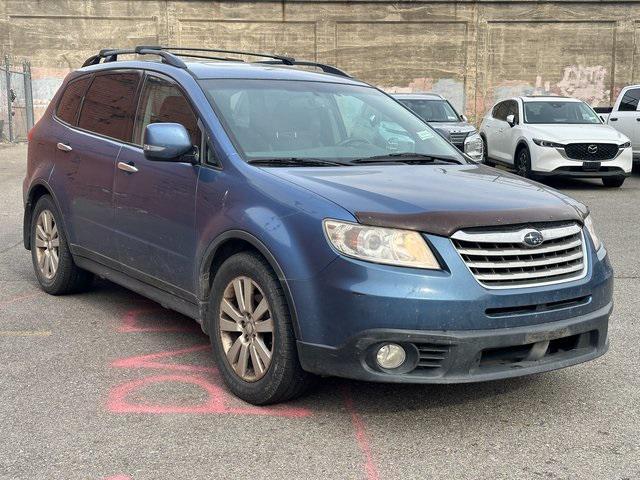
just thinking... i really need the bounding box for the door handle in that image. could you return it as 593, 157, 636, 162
117, 161, 138, 173
610, 118, 618, 121
56, 142, 72, 152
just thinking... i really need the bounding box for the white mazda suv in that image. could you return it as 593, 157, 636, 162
480, 96, 632, 187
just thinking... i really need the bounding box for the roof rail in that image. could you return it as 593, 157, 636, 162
137, 46, 350, 77
255, 60, 350, 78
81, 45, 351, 78
142, 46, 295, 65
81, 47, 187, 69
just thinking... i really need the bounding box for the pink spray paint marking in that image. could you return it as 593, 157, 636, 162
0, 291, 39, 309
118, 307, 201, 333
109, 344, 311, 418
342, 385, 381, 480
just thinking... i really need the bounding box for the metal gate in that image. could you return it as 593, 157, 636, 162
0, 56, 34, 142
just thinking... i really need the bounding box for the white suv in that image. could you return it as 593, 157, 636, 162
480, 96, 633, 187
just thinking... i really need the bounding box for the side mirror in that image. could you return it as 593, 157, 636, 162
461, 114, 468, 122
506, 114, 516, 127
143, 123, 193, 161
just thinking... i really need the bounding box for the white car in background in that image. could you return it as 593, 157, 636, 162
480, 96, 633, 187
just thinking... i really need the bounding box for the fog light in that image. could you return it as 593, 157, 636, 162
376, 343, 406, 369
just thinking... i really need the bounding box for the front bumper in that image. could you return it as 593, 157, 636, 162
531, 143, 632, 176
298, 301, 610, 383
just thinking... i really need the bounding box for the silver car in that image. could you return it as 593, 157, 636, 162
392, 92, 483, 161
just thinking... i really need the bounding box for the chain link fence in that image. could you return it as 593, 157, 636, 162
0, 56, 34, 142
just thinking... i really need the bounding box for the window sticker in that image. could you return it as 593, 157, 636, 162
416, 129, 434, 140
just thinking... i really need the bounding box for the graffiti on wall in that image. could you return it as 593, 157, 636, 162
386, 77, 466, 113
490, 65, 611, 112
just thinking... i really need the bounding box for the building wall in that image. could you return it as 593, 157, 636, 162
0, 0, 638, 123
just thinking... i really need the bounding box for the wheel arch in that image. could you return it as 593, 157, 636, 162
197, 230, 301, 338
23, 181, 64, 250
514, 139, 530, 159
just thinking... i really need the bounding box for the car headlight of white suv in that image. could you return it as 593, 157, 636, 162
532, 138, 564, 148
464, 132, 483, 160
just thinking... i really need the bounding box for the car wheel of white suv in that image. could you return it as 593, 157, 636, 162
515, 146, 532, 178
482, 136, 495, 167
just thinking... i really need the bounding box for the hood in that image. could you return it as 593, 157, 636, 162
526, 123, 628, 143
427, 122, 477, 134
266, 164, 587, 237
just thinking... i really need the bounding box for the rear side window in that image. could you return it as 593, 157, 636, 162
56, 77, 91, 125
492, 101, 507, 120
133, 75, 200, 146
618, 88, 640, 112
78, 72, 141, 141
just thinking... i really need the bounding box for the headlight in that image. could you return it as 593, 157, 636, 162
323, 219, 440, 269
619, 141, 631, 149
532, 138, 564, 148
463, 132, 483, 160
584, 214, 602, 251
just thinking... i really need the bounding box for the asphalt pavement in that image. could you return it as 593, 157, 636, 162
1, 143, 638, 480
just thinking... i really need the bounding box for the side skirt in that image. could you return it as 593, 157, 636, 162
72, 251, 203, 326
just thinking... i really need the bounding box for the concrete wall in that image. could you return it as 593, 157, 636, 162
0, 0, 638, 123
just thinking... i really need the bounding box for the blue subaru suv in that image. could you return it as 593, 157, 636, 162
24, 46, 612, 404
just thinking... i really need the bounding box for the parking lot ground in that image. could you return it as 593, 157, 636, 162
1, 143, 639, 480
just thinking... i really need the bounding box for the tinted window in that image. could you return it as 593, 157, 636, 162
523, 101, 600, 124
618, 88, 640, 112
399, 99, 460, 122
78, 72, 140, 141
506, 100, 519, 123
133, 75, 200, 146
56, 77, 91, 125
492, 101, 508, 121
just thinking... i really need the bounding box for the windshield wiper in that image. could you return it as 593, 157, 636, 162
248, 157, 346, 167
349, 153, 464, 165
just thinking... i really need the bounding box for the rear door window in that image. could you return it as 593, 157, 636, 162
78, 72, 141, 142
56, 76, 91, 125
618, 88, 640, 112
133, 75, 201, 147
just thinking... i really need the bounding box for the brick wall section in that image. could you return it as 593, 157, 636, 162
0, 0, 638, 123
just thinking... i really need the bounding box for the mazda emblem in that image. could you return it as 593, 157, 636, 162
523, 230, 544, 248
587, 144, 598, 154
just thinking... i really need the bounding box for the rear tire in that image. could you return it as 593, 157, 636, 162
482, 137, 495, 167
30, 195, 93, 295
208, 251, 315, 405
602, 176, 625, 188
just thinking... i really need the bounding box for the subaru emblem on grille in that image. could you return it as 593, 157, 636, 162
523, 230, 544, 247
587, 144, 598, 154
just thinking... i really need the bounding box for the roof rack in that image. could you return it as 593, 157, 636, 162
81, 45, 351, 78
255, 60, 350, 77
81, 47, 187, 69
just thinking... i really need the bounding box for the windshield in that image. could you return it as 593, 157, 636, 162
523, 101, 601, 124
397, 99, 461, 123
199, 79, 465, 164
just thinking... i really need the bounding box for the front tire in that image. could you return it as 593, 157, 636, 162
602, 176, 625, 188
515, 146, 533, 178
208, 252, 315, 405
30, 195, 93, 295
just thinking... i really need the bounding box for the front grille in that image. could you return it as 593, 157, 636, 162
452, 222, 587, 288
564, 143, 619, 161
449, 131, 469, 147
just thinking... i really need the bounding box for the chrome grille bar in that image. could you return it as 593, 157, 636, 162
452, 222, 587, 288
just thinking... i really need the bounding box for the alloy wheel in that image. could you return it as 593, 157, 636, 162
34, 210, 60, 280
219, 276, 274, 382
517, 151, 528, 176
